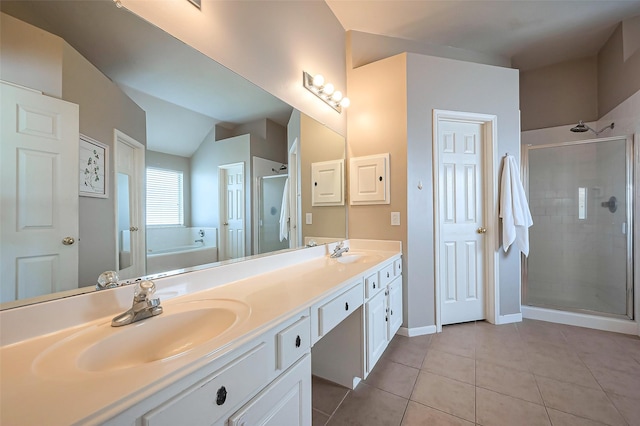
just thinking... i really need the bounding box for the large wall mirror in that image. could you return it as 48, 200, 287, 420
0, 0, 346, 309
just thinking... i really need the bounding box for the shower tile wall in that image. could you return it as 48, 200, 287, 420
527, 139, 628, 316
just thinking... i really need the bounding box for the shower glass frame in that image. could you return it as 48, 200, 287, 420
522, 136, 634, 320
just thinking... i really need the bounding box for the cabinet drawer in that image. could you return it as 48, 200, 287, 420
393, 258, 402, 276
277, 316, 310, 371
142, 343, 269, 426
318, 282, 363, 337
379, 263, 395, 287
364, 272, 382, 299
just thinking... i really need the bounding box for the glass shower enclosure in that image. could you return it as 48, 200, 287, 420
524, 136, 633, 319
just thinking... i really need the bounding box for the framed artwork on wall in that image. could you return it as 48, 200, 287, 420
79, 134, 109, 198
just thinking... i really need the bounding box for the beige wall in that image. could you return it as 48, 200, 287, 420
347, 54, 409, 321
598, 22, 640, 117
520, 57, 598, 131
122, 0, 347, 136
300, 113, 347, 240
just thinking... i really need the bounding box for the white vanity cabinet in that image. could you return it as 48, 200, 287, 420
118, 311, 312, 426
364, 259, 403, 374
229, 355, 311, 426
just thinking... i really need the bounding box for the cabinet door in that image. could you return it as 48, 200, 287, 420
366, 290, 388, 374
349, 153, 390, 205
311, 159, 344, 206
388, 279, 403, 339
229, 354, 311, 426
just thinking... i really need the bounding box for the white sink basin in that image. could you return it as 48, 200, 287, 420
333, 251, 383, 265
34, 299, 250, 377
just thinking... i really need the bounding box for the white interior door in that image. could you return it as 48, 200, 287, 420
0, 82, 79, 303
437, 119, 486, 325
115, 130, 145, 279
220, 163, 245, 260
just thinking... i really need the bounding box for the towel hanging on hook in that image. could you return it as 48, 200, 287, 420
499, 154, 533, 256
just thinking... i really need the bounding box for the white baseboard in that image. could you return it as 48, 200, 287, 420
497, 313, 522, 325
397, 325, 437, 337
522, 306, 638, 335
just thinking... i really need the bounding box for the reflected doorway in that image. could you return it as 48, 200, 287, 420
114, 130, 145, 279
219, 163, 245, 260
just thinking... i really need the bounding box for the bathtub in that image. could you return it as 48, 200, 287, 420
146, 227, 218, 275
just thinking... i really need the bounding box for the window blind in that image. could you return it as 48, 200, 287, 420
146, 167, 184, 226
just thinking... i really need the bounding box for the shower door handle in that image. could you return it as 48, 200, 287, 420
477, 227, 487, 234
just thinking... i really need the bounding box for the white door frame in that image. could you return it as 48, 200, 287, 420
113, 129, 146, 278
289, 139, 301, 248
433, 109, 499, 332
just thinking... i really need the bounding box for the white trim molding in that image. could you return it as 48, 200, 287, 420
522, 306, 638, 335
433, 109, 499, 333
398, 325, 437, 337
497, 313, 522, 325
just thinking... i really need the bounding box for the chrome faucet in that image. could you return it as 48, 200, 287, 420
330, 241, 350, 258
111, 280, 163, 327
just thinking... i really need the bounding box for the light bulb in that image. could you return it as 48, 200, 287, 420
332, 91, 343, 102
323, 83, 334, 96
313, 74, 325, 88
340, 97, 350, 108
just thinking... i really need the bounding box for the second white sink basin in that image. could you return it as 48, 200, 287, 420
334, 251, 383, 265
34, 299, 250, 378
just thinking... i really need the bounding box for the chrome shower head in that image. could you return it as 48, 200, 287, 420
570, 121, 590, 133
570, 121, 615, 135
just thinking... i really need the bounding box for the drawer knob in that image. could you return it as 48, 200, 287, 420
385, 316, 388, 322
295, 335, 301, 348
373, 283, 376, 289
387, 272, 390, 278
216, 386, 227, 406
345, 302, 349, 311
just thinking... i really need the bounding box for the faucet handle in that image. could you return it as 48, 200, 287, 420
134, 280, 156, 300
335, 241, 344, 249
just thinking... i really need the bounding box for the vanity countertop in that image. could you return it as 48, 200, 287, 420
0, 240, 401, 425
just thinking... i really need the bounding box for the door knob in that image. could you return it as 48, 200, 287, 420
477, 227, 487, 234
62, 237, 75, 245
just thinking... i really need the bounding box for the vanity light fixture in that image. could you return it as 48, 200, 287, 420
303, 71, 350, 113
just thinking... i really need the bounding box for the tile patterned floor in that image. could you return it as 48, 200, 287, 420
311, 319, 640, 426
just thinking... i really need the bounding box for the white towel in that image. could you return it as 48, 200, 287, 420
499, 155, 533, 256
279, 178, 289, 242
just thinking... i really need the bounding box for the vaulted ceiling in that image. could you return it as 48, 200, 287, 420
327, 0, 640, 70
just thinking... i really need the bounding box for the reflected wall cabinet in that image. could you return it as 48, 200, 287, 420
311, 159, 344, 206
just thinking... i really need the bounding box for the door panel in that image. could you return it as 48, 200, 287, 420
438, 120, 485, 324
1, 82, 79, 303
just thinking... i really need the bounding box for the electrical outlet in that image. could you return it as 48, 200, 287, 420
306, 213, 313, 225
391, 212, 400, 226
